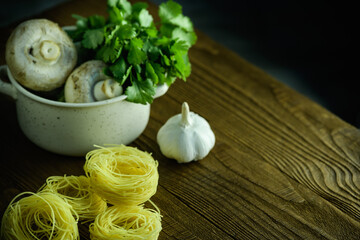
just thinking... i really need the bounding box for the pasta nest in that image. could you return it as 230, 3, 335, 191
0, 191, 79, 240
84, 145, 159, 206
89, 204, 162, 240
39, 175, 107, 221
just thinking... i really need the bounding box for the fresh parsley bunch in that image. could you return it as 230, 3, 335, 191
67, 0, 197, 104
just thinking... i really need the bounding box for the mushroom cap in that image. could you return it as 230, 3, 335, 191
5, 19, 77, 91
65, 60, 114, 103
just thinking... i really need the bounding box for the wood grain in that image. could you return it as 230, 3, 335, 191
1, 0, 359, 239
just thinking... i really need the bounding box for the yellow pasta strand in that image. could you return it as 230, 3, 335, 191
84, 145, 159, 206
39, 175, 107, 221
89, 203, 162, 240
0, 191, 79, 240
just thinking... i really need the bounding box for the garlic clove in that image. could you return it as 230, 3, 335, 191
157, 102, 215, 163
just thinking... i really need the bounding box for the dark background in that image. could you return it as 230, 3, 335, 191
1, 0, 358, 126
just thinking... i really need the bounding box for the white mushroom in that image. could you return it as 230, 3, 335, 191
64, 60, 123, 103
5, 19, 77, 91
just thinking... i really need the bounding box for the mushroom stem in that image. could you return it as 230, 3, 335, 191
181, 102, 192, 127
40, 40, 60, 61
93, 79, 123, 101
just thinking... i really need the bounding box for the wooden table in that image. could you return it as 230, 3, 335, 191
1, 0, 360, 239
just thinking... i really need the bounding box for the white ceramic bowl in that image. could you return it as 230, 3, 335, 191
0, 65, 168, 156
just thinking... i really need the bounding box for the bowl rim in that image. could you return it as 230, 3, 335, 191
7, 67, 129, 108
4, 25, 169, 108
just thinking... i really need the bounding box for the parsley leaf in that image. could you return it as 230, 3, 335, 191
169, 15, 193, 32
151, 62, 166, 84
109, 58, 132, 85
159, 0, 182, 22
116, 24, 137, 40
82, 29, 104, 49
143, 39, 160, 60
118, 0, 132, 15
88, 15, 106, 29
69, 0, 196, 104
96, 38, 122, 63
108, 6, 123, 24
109, 57, 127, 78
126, 76, 155, 104
138, 9, 153, 27
108, 0, 117, 7
172, 27, 197, 47
158, 0, 196, 46
132, 2, 148, 13
145, 61, 159, 84
72, 14, 88, 29
127, 38, 147, 65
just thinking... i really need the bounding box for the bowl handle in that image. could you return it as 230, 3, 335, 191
0, 65, 17, 100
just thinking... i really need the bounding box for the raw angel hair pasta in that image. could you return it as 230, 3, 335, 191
1, 145, 162, 239
0, 191, 79, 240
84, 144, 159, 206
38, 175, 107, 221
89, 203, 162, 240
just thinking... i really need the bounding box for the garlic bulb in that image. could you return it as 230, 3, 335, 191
157, 102, 215, 163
